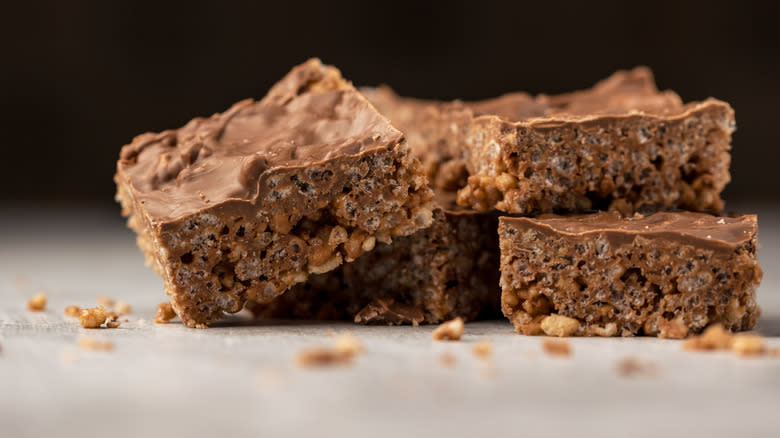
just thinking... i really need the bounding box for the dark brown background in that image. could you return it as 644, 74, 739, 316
3, 0, 779, 204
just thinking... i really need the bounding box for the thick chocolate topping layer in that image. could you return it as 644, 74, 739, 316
367, 67, 701, 127
117, 59, 402, 224
501, 212, 756, 251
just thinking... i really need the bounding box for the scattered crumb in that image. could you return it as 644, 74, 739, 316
431, 317, 464, 341
439, 352, 456, 368
77, 336, 113, 351
96, 296, 116, 307
682, 324, 732, 351
296, 332, 364, 368
683, 324, 774, 358
472, 340, 493, 359
541, 338, 571, 357
155, 302, 176, 324
64, 305, 80, 318
255, 367, 285, 389
78, 306, 107, 329
115, 301, 132, 316
27, 292, 47, 311
326, 329, 334, 337
296, 347, 351, 367
333, 333, 363, 356
105, 311, 121, 329
616, 357, 657, 377
731, 334, 766, 357
137, 318, 146, 325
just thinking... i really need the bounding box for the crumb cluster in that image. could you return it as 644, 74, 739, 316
472, 340, 493, 359
77, 337, 113, 351
155, 302, 177, 324
115, 301, 132, 316
541, 339, 571, 357
432, 317, 464, 341
96, 296, 115, 307
296, 332, 364, 368
683, 324, 774, 357
616, 357, 657, 377
27, 292, 47, 312
78, 306, 108, 328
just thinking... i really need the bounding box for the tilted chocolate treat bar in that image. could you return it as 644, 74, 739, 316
115, 59, 435, 327
499, 212, 761, 338
365, 68, 734, 215
250, 193, 500, 324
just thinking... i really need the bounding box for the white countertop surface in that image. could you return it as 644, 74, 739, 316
1, 205, 778, 438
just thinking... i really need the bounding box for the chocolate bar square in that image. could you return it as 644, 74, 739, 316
115, 59, 434, 327
499, 212, 761, 338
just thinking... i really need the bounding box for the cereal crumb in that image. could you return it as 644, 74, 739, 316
326, 329, 334, 337
769, 347, 780, 357
296, 348, 351, 367
682, 324, 732, 351
472, 340, 493, 359
296, 333, 364, 368
616, 357, 656, 377
432, 317, 464, 341
541, 338, 571, 357
27, 292, 47, 311
439, 352, 456, 367
683, 324, 773, 358
540, 314, 579, 337
115, 301, 132, 316
96, 296, 115, 307
333, 333, 363, 356
78, 306, 107, 329
155, 302, 176, 324
731, 334, 766, 357
77, 336, 113, 351
64, 305, 80, 318
105, 311, 121, 329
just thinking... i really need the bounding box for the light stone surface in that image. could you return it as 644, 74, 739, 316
0, 205, 778, 438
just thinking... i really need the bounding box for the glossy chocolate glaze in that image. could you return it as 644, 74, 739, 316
500, 212, 757, 252
117, 59, 403, 224
365, 67, 719, 127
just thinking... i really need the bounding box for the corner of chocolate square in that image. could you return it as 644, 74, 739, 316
364, 67, 735, 216
459, 68, 735, 215
115, 59, 435, 327
498, 212, 761, 338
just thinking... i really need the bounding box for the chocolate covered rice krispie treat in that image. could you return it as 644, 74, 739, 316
499, 212, 761, 338
251, 193, 500, 324
115, 59, 434, 327
366, 67, 734, 215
